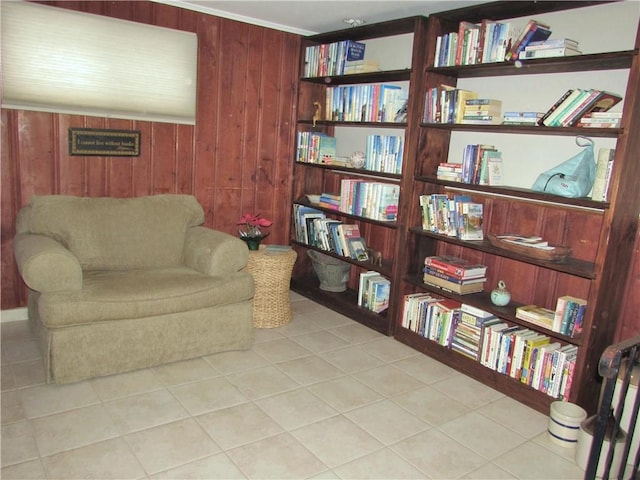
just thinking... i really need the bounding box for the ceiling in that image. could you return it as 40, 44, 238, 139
153, 0, 488, 35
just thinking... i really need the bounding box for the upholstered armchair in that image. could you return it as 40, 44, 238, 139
13, 194, 255, 383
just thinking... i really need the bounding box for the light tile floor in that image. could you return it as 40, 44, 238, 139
1, 292, 589, 479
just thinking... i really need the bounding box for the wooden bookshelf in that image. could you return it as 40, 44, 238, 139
291, 1, 639, 415
394, 1, 640, 414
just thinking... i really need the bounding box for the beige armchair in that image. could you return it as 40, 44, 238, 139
14, 194, 255, 384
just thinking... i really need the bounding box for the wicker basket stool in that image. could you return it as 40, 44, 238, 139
244, 246, 297, 328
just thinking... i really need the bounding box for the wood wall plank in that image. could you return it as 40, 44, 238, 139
0, 1, 299, 308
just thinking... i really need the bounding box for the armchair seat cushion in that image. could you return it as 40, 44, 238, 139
38, 268, 254, 328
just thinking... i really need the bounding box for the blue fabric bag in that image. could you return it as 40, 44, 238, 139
532, 136, 596, 198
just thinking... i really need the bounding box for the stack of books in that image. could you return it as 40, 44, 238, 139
419, 193, 484, 240
538, 88, 623, 127
576, 111, 622, 128
461, 99, 502, 125
423, 255, 487, 295
522, 38, 581, 59
317, 193, 340, 210
450, 304, 497, 361
358, 271, 390, 313
502, 111, 544, 125
515, 305, 556, 330
436, 163, 463, 182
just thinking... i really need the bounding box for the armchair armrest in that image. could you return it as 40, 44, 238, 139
184, 226, 249, 276
13, 233, 83, 292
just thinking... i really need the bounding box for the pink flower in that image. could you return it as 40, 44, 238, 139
237, 213, 272, 237
237, 213, 272, 228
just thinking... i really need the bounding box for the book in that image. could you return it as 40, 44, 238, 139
347, 237, 369, 262
591, 148, 615, 201
522, 47, 581, 59
487, 155, 504, 186
423, 255, 488, 279
538, 89, 574, 126
520, 334, 550, 384
458, 202, 484, 240
423, 272, 485, 295
524, 38, 579, 49
369, 277, 391, 313
337, 224, 361, 257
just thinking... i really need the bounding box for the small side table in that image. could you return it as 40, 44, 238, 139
244, 246, 297, 328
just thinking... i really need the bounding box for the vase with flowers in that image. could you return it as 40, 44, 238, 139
237, 213, 272, 250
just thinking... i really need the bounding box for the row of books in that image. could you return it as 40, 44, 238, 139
434, 18, 552, 67
325, 84, 408, 123
576, 111, 622, 129
363, 134, 405, 174
422, 84, 622, 129
422, 86, 482, 124
358, 271, 390, 313
538, 88, 623, 127
296, 132, 336, 164
481, 319, 577, 400
460, 144, 503, 185
339, 179, 399, 222
516, 295, 587, 338
419, 193, 484, 240
292, 205, 370, 260
295, 132, 404, 174
400, 297, 577, 400
521, 38, 581, 59
303, 39, 366, 78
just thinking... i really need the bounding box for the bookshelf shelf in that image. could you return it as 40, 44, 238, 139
408, 228, 596, 279
394, 326, 560, 413
419, 122, 622, 138
414, 177, 610, 210
289, 276, 389, 334
427, 50, 636, 78
301, 69, 412, 85
294, 162, 403, 181
293, 240, 394, 278
298, 120, 407, 129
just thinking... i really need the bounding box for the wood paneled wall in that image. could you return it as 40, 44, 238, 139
1, 0, 300, 309
0, 1, 637, 344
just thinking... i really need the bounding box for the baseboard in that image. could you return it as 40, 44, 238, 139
1, 307, 28, 323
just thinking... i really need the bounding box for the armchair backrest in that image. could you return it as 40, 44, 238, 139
19, 194, 205, 270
